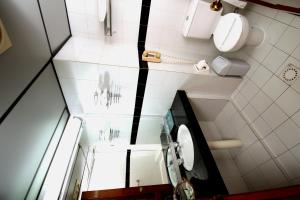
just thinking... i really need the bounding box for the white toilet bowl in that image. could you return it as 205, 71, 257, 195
213, 13, 264, 52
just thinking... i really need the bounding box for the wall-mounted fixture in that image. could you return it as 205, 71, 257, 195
0, 18, 12, 55
98, 0, 112, 36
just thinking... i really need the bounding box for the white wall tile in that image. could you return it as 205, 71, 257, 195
233, 92, 248, 110
259, 159, 287, 187
262, 103, 288, 130
248, 141, 271, 166
238, 125, 257, 148
248, 3, 277, 18
263, 132, 287, 157
292, 110, 300, 127
199, 121, 222, 141
252, 117, 272, 139
276, 88, 300, 116
246, 43, 273, 63
262, 48, 288, 73
277, 151, 300, 180
266, 20, 287, 45
276, 27, 300, 54
222, 102, 237, 119
240, 80, 259, 101
243, 168, 269, 191
251, 65, 272, 88
223, 176, 249, 194
231, 112, 247, 133
235, 150, 257, 174
275, 11, 295, 25
245, 57, 260, 78
262, 75, 289, 101
292, 45, 300, 61
290, 144, 300, 163
291, 17, 300, 29
250, 91, 272, 114
242, 104, 259, 123
275, 119, 300, 149
55, 60, 99, 80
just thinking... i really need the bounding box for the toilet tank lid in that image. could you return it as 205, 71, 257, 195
213, 13, 248, 52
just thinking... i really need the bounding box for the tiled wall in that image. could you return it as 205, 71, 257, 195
65, 0, 141, 45
146, 0, 234, 63
215, 4, 300, 191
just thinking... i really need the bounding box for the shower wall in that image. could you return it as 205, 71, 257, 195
53, 60, 139, 116
65, 0, 141, 45
214, 3, 300, 191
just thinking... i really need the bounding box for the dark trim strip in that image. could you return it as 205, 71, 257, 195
63, 0, 72, 36
0, 59, 50, 124
0, 35, 71, 125
126, 0, 152, 188
125, 150, 131, 188
37, 0, 53, 54
129, 0, 152, 145
53, 34, 72, 56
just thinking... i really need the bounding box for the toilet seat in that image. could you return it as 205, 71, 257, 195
213, 13, 249, 52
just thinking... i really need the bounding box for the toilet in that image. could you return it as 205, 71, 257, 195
213, 13, 264, 52
183, 0, 264, 52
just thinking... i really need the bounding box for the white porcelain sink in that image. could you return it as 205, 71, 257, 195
177, 124, 194, 171
166, 148, 178, 187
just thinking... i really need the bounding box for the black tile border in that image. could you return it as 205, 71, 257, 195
125, 150, 131, 188
126, 0, 152, 188
129, 0, 152, 145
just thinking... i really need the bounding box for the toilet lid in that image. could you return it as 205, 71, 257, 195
214, 13, 249, 52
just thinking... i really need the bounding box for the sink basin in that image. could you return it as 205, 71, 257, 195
177, 124, 194, 171
166, 148, 178, 187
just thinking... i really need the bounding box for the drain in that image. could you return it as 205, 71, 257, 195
280, 63, 299, 85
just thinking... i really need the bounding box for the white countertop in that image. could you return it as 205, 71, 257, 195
54, 36, 140, 69
148, 62, 217, 76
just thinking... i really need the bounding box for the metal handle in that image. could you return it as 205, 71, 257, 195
104, 0, 112, 36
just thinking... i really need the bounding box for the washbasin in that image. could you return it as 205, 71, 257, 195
177, 124, 194, 171
166, 148, 178, 187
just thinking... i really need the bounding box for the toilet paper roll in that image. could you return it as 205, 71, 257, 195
194, 60, 210, 73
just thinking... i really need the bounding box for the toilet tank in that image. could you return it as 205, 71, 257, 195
182, 0, 223, 39
211, 56, 250, 76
